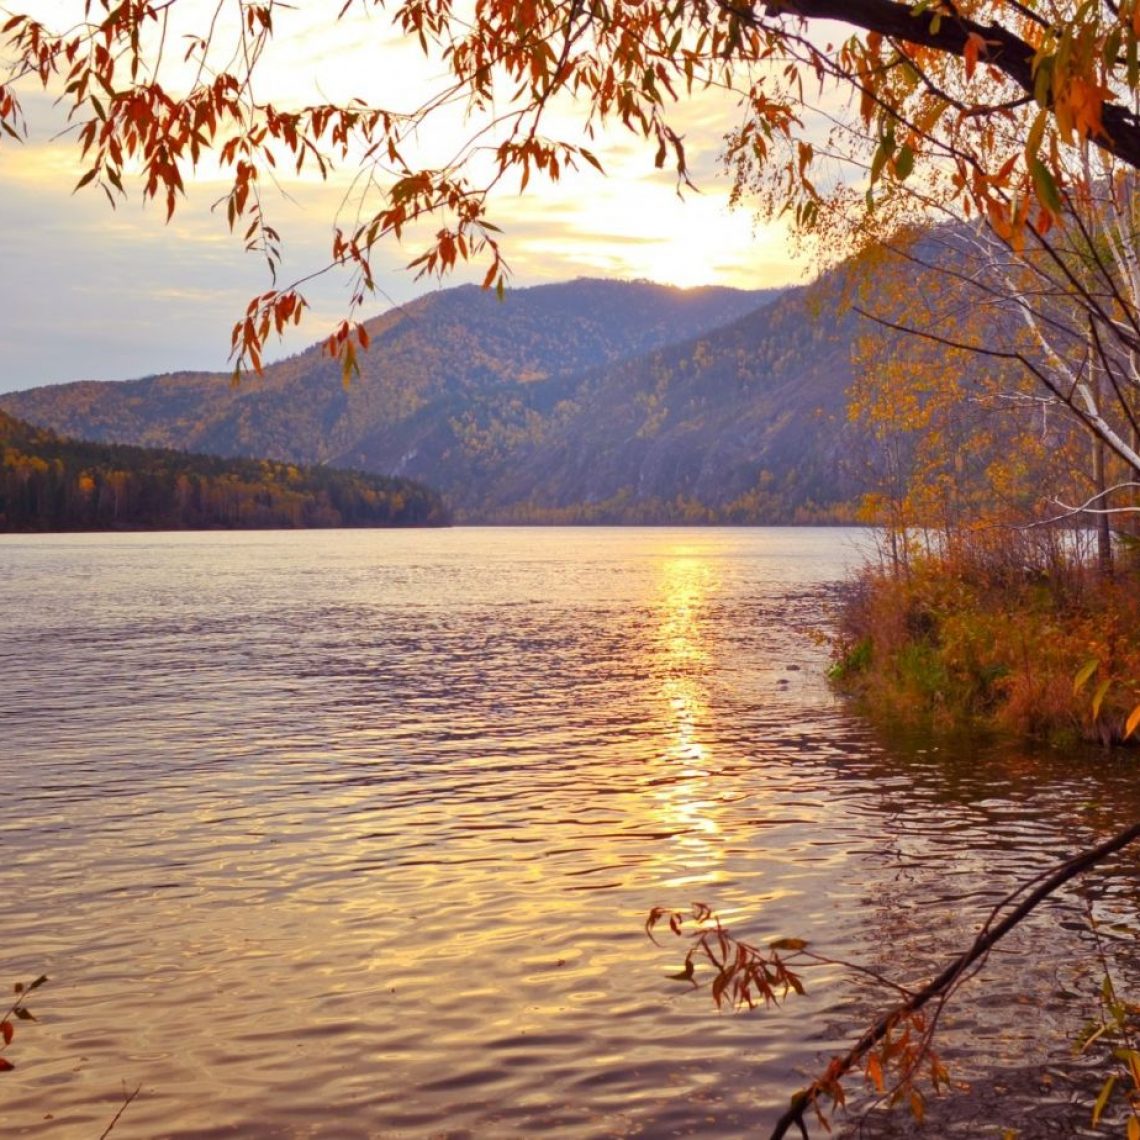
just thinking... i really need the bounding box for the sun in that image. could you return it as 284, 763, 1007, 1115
642, 239, 720, 289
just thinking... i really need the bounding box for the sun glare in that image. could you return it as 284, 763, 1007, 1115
642, 551, 728, 889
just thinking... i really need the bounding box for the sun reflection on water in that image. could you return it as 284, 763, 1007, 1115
647, 551, 725, 889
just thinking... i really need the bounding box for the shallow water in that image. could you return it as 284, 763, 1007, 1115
2, 527, 1139, 1138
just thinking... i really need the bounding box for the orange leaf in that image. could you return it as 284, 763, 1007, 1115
770, 938, 808, 951
866, 1053, 885, 1093
909, 1089, 925, 1124
964, 32, 986, 80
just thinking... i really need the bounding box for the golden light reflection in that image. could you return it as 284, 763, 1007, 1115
648, 551, 724, 887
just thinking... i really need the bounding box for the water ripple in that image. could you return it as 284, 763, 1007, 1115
1, 528, 1137, 1138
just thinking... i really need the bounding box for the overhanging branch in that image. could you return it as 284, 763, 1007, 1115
762, 0, 1140, 169
770, 818, 1140, 1140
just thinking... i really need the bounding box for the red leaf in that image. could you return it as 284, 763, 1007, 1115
1, 1021, 11, 1045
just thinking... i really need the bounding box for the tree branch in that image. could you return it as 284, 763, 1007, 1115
763, 0, 1140, 169
770, 818, 1140, 1140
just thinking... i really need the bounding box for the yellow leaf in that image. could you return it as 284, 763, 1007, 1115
1074, 658, 1100, 696
1092, 677, 1112, 720
1128, 1048, 1140, 1089
1128, 1114, 1140, 1140
1091, 1073, 1115, 1127
1024, 107, 1047, 165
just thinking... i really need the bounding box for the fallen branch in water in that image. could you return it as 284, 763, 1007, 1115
98, 1082, 141, 1140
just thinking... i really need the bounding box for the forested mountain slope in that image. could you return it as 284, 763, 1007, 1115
2, 279, 775, 455
438, 280, 863, 521
1, 276, 871, 522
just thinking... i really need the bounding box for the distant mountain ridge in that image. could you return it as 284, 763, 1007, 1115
0, 276, 867, 522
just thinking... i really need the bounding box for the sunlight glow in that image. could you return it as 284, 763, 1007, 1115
646, 552, 726, 888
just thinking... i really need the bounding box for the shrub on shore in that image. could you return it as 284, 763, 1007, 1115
831, 533, 1140, 745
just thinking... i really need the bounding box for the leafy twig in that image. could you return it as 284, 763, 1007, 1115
649, 820, 1140, 1138
770, 819, 1140, 1139
0, 974, 48, 1072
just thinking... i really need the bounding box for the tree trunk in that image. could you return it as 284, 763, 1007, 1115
1094, 433, 1114, 578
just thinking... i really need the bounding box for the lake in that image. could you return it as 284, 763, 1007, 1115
3, 526, 1140, 1138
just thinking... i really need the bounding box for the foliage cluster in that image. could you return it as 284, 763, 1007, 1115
831, 533, 1140, 744
4, 0, 1139, 380
0, 411, 450, 531
646, 904, 951, 1136
0, 976, 45, 1074
847, 231, 1100, 530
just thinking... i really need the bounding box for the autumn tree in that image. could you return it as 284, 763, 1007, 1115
843, 222, 1125, 552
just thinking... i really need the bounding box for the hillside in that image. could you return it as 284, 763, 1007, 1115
0, 410, 449, 531
429, 279, 862, 521
0, 276, 869, 523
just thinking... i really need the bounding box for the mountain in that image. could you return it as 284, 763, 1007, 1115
0, 409, 450, 531
0, 276, 866, 522
436, 280, 864, 521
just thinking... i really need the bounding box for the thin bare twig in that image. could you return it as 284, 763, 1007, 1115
97, 1083, 141, 1140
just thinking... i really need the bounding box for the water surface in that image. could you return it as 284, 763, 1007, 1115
3, 527, 1139, 1138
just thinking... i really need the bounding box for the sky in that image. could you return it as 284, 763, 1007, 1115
0, 2, 814, 396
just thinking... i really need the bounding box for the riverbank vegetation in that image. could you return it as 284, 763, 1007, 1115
830, 197, 1140, 746
464, 484, 859, 526
831, 532, 1140, 745
0, 411, 450, 531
